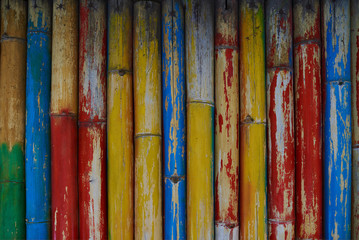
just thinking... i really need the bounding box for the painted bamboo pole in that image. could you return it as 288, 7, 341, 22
51, 0, 79, 238
78, 0, 107, 239
0, 1, 27, 239
107, 0, 133, 239
266, 1, 295, 239
293, 1, 322, 238
162, 0, 186, 239
25, 0, 52, 238
185, 0, 214, 239
352, 0, 359, 237
322, 0, 352, 238
239, 0, 266, 239
134, 1, 162, 239
214, 0, 239, 239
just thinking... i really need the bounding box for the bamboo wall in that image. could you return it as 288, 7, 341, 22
1, 0, 359, 239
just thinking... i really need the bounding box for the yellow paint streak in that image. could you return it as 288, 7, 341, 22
240, 124, 267, 240
133, 2, 162, 239
107, 1, 133, 239
187, 103, 214, 239
51, 0, 78, 114
239, 3, 267, 240
134, 137, 162, 240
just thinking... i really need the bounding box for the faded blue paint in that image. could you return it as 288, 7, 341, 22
162, 0, 186, 239
323, 1, 351, 238
323, 0, 351, 83
25, 3, 52, 239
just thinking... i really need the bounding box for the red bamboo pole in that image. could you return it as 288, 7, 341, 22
78, 0, 107, 238
293, 1, 322, 238
266, 1, 295, 239
51, 0, 79, 238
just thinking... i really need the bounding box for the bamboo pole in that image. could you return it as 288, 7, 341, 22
0, 1, 27, 239
134, 1, 162, 239
239, 0, 266, 239
78, 0, 107, 239
266, 1, 295, 239
25, 0, 52, 238
185, 0, 214, 239
162, 0, 186, 239
293, 1, 322, 238
107, 0, 133, 239
51, 0, 79, 238
214, 0, 239, 239
322, 0, 352, 239
352, 0, 359, 237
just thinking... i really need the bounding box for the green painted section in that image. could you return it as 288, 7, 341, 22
0, 143, 25, 239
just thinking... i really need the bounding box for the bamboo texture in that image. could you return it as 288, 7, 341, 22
239, 0, 267, 239
293, 0, 322, 239
51, 0, 79, 238
352, 0, 359, 237
134, 1, 162, 239
214, 0, 239, 239
323, 0, 352, 239
266, 1, 295, 239
0, 1, 27, 239
107, 0, 134, 239
25, 0, 52, 238
162, 0, 186, 239
79, 0, 107, 239
186, 0, 215, 239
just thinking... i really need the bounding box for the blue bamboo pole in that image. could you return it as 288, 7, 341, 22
25, 1, 52, 238
323, 0, 352, 238
162, 0, 186, 239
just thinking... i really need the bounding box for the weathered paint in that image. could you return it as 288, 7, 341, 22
185, 0, 214, 239
162, 0, 186, 239
293, 1, 322, 239
134, 1, 162, 239
322, 1, 352, 239
239, 1, 267, 239
51, 0, 79, 238
107, 0, 133, 239
266, 1, 295, 239
214, 0, 239, 239
79, 1, 107, 239
352, 0, 359, 238
25, 0, 52, 238
0, 1, 27, 239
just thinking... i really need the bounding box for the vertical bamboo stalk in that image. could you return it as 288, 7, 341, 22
322, 0, 352, 239
134, 1, 162, 239
214, 0, 239, 239
25, 0, 52, 238
352, 0, 359, 237
51, 0, 79, 238
78, 0, 107, 239
266, 1, 295, 239
239, 0, 267, 239
186, 0, 214, 239
107, 0, 133, 239
162, 0, 186, 239
0, 1, 27, 239
293, 1, 322, 238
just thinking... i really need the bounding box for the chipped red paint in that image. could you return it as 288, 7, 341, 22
78, 1, 107, 239
266, 1, 295, 238
51, 115, 78, 239
293, 1, 322, 238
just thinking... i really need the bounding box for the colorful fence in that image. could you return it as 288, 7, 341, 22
2, 1, 359, 239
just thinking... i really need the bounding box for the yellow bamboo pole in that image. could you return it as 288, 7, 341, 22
186, 0, 214, 239
239, 0, 267, 239
133, 1, 162, 239
107, 1, 133, 239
